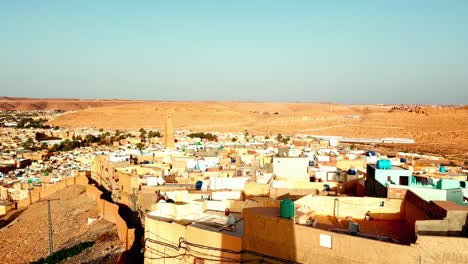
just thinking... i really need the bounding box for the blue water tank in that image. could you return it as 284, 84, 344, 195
367, 151, 376, 157
400, 158, 407, 163
309, 161, 315, 167
195, 180, 203, 190
376, 159, 392, 170
231, 158, 236, 163
347, 169, 356, 175
439, 166, 447, 173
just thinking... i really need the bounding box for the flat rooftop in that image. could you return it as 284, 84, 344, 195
146, 210, 244, 237
191, 210, 244, 238
246, 207, 412, 245
369, 164, 408, 171
311, 215, 411, 244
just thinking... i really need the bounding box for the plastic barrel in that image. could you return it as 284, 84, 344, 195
195, 180, 203, 190
280, 198, 295, 219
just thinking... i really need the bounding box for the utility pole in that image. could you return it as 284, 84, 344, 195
39, 198, 60, 256
47, 200, 54, 255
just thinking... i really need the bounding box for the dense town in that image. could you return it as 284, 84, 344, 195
0, 110, 467, 264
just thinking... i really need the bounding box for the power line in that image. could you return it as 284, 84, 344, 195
144, 235, 298, 264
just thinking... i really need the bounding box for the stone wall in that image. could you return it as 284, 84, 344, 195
16, 174, 88, 209
86, 184, 136, 250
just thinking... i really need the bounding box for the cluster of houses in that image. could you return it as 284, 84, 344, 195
88, 118, 468, 264
1, 114, 467, 263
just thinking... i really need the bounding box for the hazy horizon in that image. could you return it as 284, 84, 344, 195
0, 95, 467, 106
1, 1, 467, 104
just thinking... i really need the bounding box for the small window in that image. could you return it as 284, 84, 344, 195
399, 176, 409, 186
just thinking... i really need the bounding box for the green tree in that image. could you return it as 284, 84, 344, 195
148, 130, 162, 138
135, 142, 145, 150
50, 144, 60, 152
22, 137, 34, 150
139, 128, 147, 139
187, 132, 218, 142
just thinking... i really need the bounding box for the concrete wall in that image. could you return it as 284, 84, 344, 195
144, 218, 187, 264
295, 195, 403, 221
16, 174, 88, 209
144, 216, 242, 264
414, 235, 468, 264
336, 159, 366, 171
401, 191, 448, 243
375, 168, 412, 186
0, 203, 15, 215
243, 207, 468, 264
390, 185, 465, 205
273, 157, 309, 180
244, 182, 270, 197
243, 207, 419, 263
438, 178, 468, 189
269, 188, 318, 200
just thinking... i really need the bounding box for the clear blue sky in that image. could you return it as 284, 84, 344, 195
1, 1, 467, 104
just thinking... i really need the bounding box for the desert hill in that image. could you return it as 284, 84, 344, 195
0, 97, 141, 111
49, 101, 468, 157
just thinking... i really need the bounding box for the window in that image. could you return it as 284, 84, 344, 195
399, 176, 409, 186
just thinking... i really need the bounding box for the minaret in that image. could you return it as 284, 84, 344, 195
164, 113, 175, 149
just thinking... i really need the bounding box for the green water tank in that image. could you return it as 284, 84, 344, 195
280, 198, 295, 219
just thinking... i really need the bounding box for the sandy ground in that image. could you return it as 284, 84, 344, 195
48, 102, 468, 158
0, 185, 124, 264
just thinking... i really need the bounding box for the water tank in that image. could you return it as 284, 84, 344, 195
376, 159, 391, 170
366, 151, 376, 157
348, 221, 360, 235
227, 215, 235, 226
400, 158, 407, 163
347, 169, 356, 175
439, 166, 447, 173
280, 198, 295, 219
195, 180, 203, 190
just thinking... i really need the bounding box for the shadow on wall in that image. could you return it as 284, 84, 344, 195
242, 207, 298, 263
116, 203, 144, 264
87, 176, 143, 264
400, 190, 447, 243
0, 209, 25, 229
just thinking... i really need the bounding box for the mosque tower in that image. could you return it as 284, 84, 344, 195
164, 113, 175, 149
